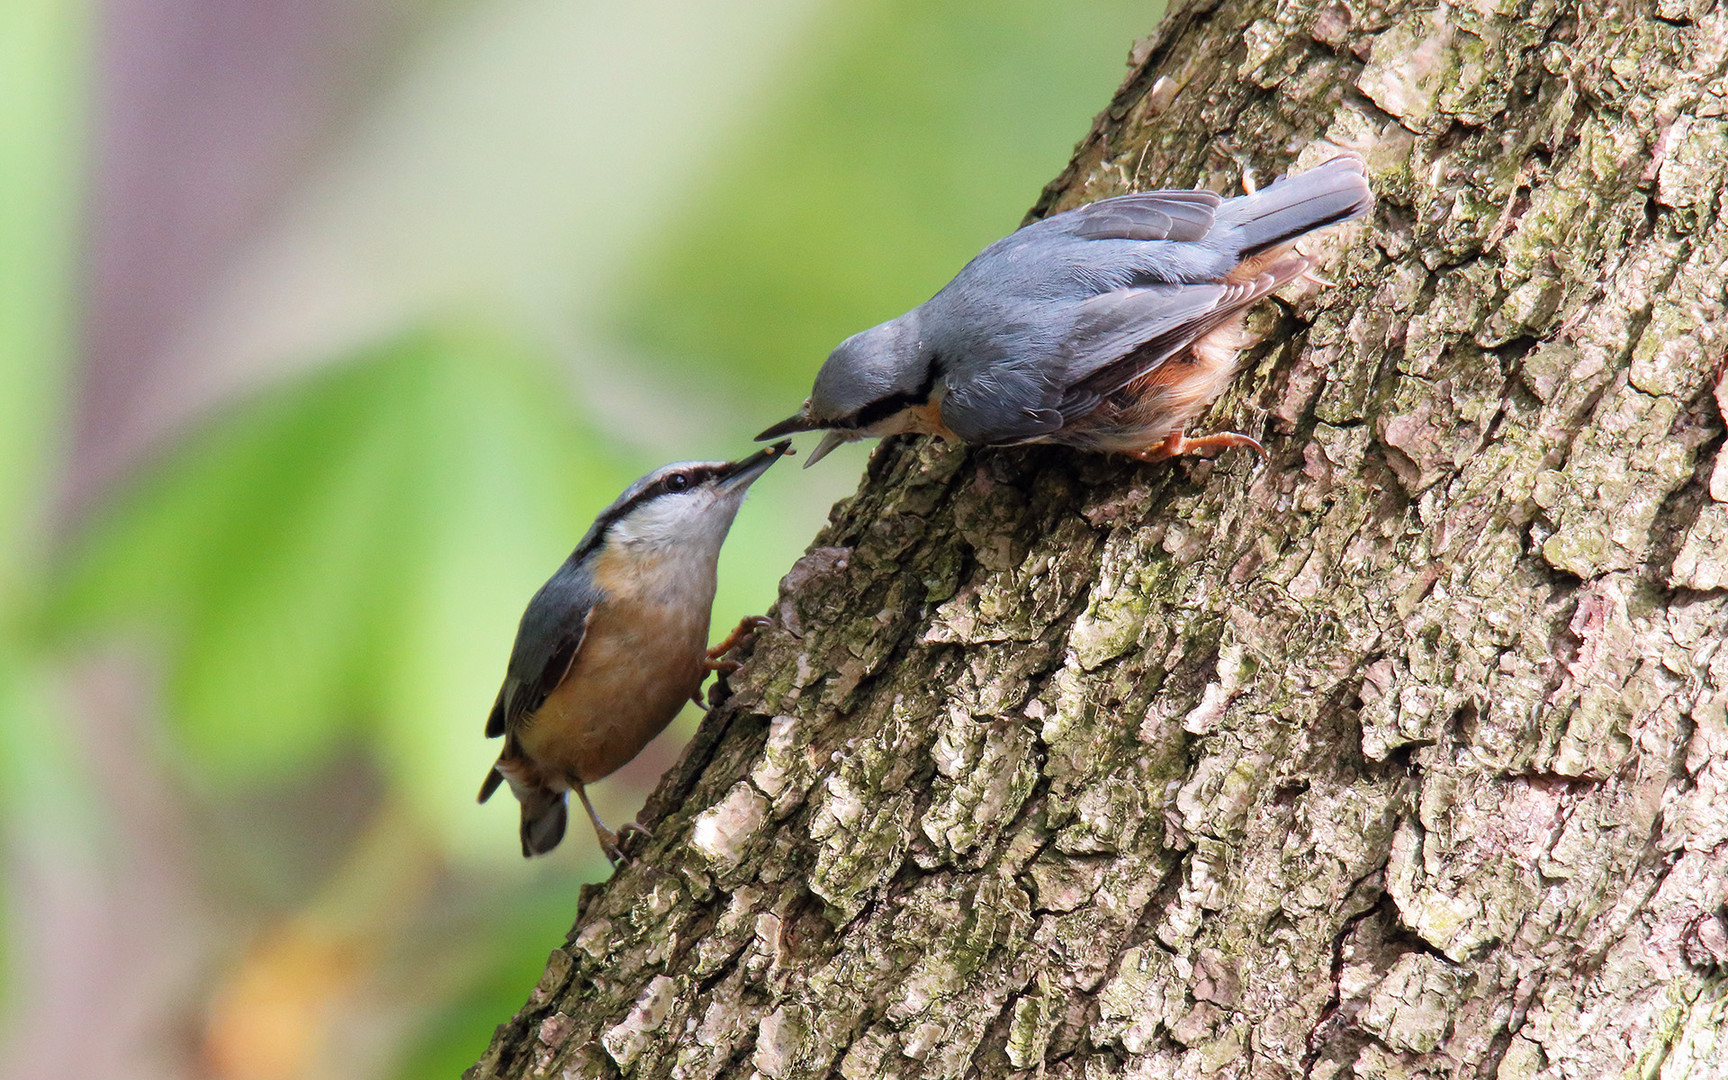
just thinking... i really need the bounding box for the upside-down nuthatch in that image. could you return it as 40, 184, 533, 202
758, 153, 1373, 465
478, 442, 790, 864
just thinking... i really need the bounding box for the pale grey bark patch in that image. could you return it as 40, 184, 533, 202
468, 1, 1728, 1076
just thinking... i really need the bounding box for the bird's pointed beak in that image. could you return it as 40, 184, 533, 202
802, 430, 851, 469
756, 401, 817, 441
719, 440, 792, 489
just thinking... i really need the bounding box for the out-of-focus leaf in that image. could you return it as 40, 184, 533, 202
52, 328, 638, 825
0, 0, 84, 602
0, 0, 89, 1010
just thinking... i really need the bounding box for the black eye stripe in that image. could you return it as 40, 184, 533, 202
846, 356, 942, 429
572, 467, 717, 559
649, 467, 714, 499
671, 466, 720, 491
852, 391, 922, 429
652, 466, 723, 499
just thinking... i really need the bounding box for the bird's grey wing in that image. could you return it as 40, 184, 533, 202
485, 604, 594, 739
1047, 284, 1230, 418
936, 283, 1228, 445
1055, 261, 1303, 421
1060, 189, 1221, 242
935, 336, 1069, 446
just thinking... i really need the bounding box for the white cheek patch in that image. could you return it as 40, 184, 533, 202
610, 489, 742, 557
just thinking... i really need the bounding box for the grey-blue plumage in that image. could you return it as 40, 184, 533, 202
761, 153, 1374, 461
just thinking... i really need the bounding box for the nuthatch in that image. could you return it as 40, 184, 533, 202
758, 154, 1373, 465
478, 442, 790, 863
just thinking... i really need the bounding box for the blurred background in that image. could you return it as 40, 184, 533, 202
1, 0, 1157, 1076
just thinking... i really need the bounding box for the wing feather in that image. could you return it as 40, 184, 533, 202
484, 606, 593, 739
1064, 189, 1221, 243
1055, 256, 1309, 421
937, 285, 1221, 446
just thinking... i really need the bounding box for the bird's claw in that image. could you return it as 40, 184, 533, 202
1129, 430, 1266, 463
597, 822, 652, 869
702, 615, 773, 670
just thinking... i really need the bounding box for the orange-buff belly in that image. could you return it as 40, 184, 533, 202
516, 599, 706, 783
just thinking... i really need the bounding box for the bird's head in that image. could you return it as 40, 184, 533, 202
584, 442, 790, 559
756, 316, 937, 466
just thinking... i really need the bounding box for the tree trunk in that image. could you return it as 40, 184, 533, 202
468, 0, 1728, 1075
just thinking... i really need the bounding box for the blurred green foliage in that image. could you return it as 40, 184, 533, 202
0, 0, 83, 596
0, 0, 88, 1007
621, 0, 1149, 394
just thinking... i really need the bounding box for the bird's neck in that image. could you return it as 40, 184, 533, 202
590, 540, 721, 613
900, 390, 954, 438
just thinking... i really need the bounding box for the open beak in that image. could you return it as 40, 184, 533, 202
755, 402, 818, 441
718, 440, 792, 489
802, 430, 852, 469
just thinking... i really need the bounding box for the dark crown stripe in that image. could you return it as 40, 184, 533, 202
570, 465, 721, 561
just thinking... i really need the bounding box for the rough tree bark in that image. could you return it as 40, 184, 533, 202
468, 0, 1728, 1075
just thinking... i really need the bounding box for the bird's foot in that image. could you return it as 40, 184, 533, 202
692, 617, 774, 706
576, 784, 650, 870
702, 616, 773, 673
595, 822, 652, 869
591, 820, 650, 869
1128, 430, 1266, 463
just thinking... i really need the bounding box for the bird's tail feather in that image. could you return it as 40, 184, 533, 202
1219, 154, 1373, 256
517, 787, 569, 857
477, 764, 505, 803
479, 759, 568, 856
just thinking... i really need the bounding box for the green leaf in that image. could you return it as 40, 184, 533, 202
0, 0, 91, 1007
0, 0, 85, 604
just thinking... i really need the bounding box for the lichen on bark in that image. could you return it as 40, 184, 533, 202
469, 0, 1728, 1076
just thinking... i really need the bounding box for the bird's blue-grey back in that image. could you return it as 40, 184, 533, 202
934, 154, 1369, 307
923, 154, 1371, 446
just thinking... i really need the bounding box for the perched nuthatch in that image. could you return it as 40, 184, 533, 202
759, 154, 1373, 465
478, 442, 790, 863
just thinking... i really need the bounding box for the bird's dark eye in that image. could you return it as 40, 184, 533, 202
665, 473, 691, 493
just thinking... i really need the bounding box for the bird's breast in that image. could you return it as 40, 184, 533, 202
517, 547, 715, 783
